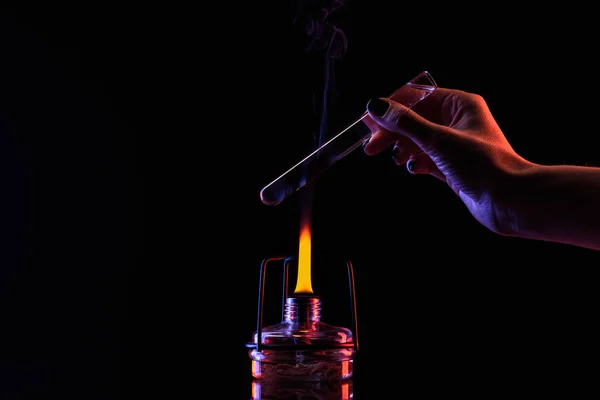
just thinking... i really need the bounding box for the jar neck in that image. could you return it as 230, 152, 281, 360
284, 296, 321, 324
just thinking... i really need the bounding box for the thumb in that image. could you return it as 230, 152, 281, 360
366, 97, 446, 150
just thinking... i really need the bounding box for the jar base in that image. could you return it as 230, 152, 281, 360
252, 360, 353, 381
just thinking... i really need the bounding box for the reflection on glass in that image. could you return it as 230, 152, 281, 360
251, 378, 353, 400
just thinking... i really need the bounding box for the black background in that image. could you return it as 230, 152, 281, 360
2, 2, 600, 399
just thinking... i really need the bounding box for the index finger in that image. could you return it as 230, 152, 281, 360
410, 87, 460, 125
362, 114, 421, 156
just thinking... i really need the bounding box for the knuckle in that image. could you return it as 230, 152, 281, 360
386, 105, 409, 128
465, 92, 486, 107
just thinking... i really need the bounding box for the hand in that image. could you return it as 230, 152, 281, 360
362, 88, 533, 236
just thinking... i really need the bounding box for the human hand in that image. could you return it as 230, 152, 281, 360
362, 87, 533, 235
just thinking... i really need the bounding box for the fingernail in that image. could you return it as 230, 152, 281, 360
407, 159, 415, 172
391, 145, 399, 158
366, 98, 390, 117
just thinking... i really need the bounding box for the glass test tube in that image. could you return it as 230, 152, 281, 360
260, 71, 438, 206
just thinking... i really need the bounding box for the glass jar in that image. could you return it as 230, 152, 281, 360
248, 295, 356, 381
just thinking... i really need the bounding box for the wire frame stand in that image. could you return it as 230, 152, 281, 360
246, 256, 359, 352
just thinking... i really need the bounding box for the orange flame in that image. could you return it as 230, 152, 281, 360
293, 218, 314, 294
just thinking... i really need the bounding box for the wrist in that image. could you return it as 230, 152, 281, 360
490, 161, 543, 238
498, 162, 600, 249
